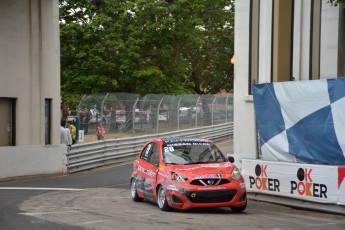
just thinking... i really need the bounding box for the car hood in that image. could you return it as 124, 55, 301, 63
165, 162, 234, 178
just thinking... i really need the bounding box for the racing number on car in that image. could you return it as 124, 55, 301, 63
164, 147, 174, 152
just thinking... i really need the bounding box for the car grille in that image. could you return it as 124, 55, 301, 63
185, 190, 237, 203
189, 179, 230, 186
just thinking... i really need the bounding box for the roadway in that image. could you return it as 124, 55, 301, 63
0, 139, 344, 230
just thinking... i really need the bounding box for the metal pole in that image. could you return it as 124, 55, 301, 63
225, 94, 229, 123
132, 97, 139, 133
177, 96, 182, 130
195, 96, 200, 127
100, 93, 109, 123
157, 98, 164, 133
77, 94, 87, 117
211, 96, 216, 126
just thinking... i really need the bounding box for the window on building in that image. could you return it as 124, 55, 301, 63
272, 0, 294, 82
249, 0, 260, 94
339, 4, 345, 76
45, 99, 52, 145
310, 0, 321, 80
0, 98, 16, 146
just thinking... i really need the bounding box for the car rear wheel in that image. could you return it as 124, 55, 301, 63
130, 178, 143, 202
230, 201, 247, 213
157, 186, 170, 211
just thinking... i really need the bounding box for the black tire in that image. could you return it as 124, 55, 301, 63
230, 201, 247, 213
130, 178, 143, 202
157, 186, 170, 211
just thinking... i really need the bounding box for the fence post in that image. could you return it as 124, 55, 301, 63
195, 96, 200, 127
157, 98, 164, 133
225, 94, 229, 123
177, 96, 182, 130
101, 93, 109, 125
211, 96, 216, 126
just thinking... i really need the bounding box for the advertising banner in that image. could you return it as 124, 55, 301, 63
242, 159, 345, 206
252, 78, 345, 165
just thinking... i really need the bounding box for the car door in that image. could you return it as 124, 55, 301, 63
137, 141, 159, 202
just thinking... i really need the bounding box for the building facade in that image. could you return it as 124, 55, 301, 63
0, 0, 64, 179
233, 0, 345, 164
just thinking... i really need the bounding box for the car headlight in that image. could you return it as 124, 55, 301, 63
171, 172, 186, 182
231, 166, 243, 180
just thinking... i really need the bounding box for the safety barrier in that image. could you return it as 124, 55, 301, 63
67, 123, 233, 173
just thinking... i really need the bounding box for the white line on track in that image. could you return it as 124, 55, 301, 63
305, 223, 337, 227
19, 210, 81, 216
80, 220, 107, 225
0, 187, 84, 191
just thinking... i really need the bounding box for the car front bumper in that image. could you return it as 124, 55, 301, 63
165, 184, 247, 210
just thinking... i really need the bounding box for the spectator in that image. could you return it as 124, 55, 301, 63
60, 119, 72, 147
96, 122, 105, 140
69, 120, 77, 145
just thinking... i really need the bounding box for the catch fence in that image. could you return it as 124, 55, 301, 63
67, 93, 233, 140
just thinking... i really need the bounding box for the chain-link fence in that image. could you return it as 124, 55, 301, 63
67, 93, 233, 142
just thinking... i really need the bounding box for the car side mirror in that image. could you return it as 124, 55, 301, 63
228, 156, 234, 163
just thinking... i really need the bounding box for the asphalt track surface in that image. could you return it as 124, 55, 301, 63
1, 139, 345, 230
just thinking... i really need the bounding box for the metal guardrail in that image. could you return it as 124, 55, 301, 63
67, 123, 233, 173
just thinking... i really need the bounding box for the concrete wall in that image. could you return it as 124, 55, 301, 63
320, 0, 344, 78
0, 145, 67, 181
0, 0, 60, 146
233, 0, 258, 166
0, 0, 64, 179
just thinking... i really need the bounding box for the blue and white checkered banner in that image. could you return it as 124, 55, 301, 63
252, 78, 345, 165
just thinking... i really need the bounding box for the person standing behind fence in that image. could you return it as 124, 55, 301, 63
61, 119, 72, 147
96, 122, 105, 140
69, 120, 77, 145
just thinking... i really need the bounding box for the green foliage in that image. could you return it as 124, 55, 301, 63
59, 0, 234, 108
327, 0, 345, 6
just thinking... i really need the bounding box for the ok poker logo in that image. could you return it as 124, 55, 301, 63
249, 164, 280, 192
290, 168, 327, 198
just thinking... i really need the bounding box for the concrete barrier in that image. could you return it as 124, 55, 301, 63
0, 144, 66, 181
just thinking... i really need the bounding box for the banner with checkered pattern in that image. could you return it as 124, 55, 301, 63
252, 78, 345, 165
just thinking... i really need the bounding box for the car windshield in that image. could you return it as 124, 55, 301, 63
162, 140, 226, 165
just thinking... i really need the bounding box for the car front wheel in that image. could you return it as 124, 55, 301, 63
157, 186, 170, 211
130, 178, 143, 202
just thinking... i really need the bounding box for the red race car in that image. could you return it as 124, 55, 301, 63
130, 137, 247, 212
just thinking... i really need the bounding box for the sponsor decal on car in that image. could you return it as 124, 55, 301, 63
205, 174, 223, 178
143, 144, 152, 160
196, 174, 223, 179
167, 185, 179, 191
136, 165, 155, 178
198, 186, 227, 191
164, 138, 209, 144
158, 172, 168, 178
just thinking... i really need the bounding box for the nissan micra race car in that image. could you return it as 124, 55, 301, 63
130, 137, 247, 212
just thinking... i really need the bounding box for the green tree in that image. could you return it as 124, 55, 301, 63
328, 0, 345, 6
59, 0, 234, 108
